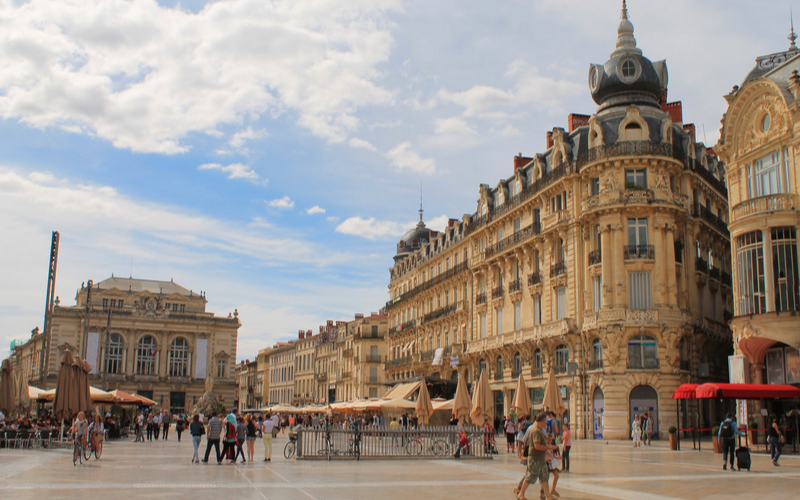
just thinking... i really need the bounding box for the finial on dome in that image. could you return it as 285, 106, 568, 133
790, 8, 798, 50
611, 0, 642, 57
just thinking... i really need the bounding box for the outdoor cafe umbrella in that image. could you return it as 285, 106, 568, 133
452, 370, 472, 422
470, 369, 494, 426
53, 350, 76, 420
542, 370, 566, 417
415, 381, 434, 425
0, 358, 17, 414
17, 370, 30, 414
511, 373, 532, 418
74, 357, 93, 416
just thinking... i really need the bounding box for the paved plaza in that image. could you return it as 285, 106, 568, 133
0, 435, 798, 500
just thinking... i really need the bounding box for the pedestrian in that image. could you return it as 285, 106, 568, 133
202, 412, 222, 464
631, 414, 642, 447
768, 414, 783, 467
545, 437, 560, 498
515, 412, 557, 500
261, 412, 278, 462
162, 411, 171, 440
245, 414, 257, 463
718, 412, 742, 470
516, 416, 529, 460
146, 412, 154, 441
135, 411, 144, 443
505, 415, 517, 453
233, 416, 247, 463
561, 424, 571, 472
153, 412, 161, 440
221, 415, 238, 463
189, 414, 204, 463
175, 415, 185, 442
642, 411, 653, 446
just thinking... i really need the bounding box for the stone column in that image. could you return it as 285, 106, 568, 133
613, 222, 626, 306
665, 225, 678, 306
653, 223, 666, 307
601, 225, 613, 307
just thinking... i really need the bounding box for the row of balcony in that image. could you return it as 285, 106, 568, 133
386, 260, 470, 311
693, 204, 729, 235
422, 301, 465, 323
484, 222, 541, 259
689, 159, 728, 198
623, 244, 655, 260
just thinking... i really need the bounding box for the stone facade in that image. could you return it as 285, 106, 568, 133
335, 314, 388, 402
13, 276, 240, 413
716, 38, 800, 386
268, 342, 295, 405
385, 5, 732, 440
293, 330, 317, 406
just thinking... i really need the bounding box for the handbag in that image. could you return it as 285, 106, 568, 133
779, 434, 786, 444
271, 426, 279, 438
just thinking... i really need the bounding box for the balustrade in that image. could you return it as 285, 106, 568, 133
588, 249, 601, 266
623, 244, 655, 260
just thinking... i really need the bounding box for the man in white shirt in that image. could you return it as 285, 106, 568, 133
153, 413, 162, 440
261, 413, 279, 461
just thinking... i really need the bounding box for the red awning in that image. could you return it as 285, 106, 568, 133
671, 383, 700, 399
695, 383, 800, 400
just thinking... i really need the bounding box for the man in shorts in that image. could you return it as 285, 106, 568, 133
515, 412, 557, 500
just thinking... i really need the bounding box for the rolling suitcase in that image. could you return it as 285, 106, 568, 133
735, 446, 751, 471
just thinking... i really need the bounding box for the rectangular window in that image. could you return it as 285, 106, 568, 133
593, 276, 603, 312
627, 218, 648, 246
496, 307, 503, 335
514, 301, 521, 330
533, 295, 541, 325
737, 231, 766, 315
118, 300, 124, 308
371, 325, 378, 337
746, 164, 753, 198
497, 228, 504, 243
102, 298, 108, 308
556, 287, 566, 320
217, 360, 226, 378
110, 299, 116, 308
771, 227, 799, 312
369, 387, 378, 398
480, 313, 487, 339
514, 217, 521, 234
625, 168, 647, 188
629, 271, 652, 310
369, 366, 378, 384
590, 177, 600, 196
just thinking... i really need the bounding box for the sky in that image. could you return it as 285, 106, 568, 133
0, 0, 794, 361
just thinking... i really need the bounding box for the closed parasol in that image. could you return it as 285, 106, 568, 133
470, 370, 494, 425
511, 373, 532, 418
53, 350, 75, 420
415, 381, 434, 425
0, 359, 17, 413
17, 370, 30, 414
452, 371, 471, 422
73, 356, 93, 416
542, 370, 566, 417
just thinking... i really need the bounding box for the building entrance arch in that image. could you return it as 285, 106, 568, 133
629, 385, 659, 439
592, 386, 604, 439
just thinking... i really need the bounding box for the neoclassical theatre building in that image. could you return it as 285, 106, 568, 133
716, 35, 800, 397
385, 5, 732, 440
13, 276, 240, 413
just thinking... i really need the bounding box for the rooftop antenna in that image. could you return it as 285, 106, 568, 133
419, 181, 424, 223
790, 8, 798, 49
130, 257, 133, 279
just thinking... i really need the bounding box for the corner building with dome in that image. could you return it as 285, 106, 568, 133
385, 4, 732, 440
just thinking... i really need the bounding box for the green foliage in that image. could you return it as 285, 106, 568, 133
668, 425, 677, 434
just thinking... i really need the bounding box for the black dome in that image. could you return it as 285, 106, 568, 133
395, 220, 430, 260
588, 3, 667, 112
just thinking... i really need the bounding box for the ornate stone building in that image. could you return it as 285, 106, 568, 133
716, 33, 800, 388
313, 321, 342, 404
14, 276, 240, 413
336, 313, 389, 401
293, 330, 317, 406
235, 359, 258, 410
268, 342, 295, 405
385, 4, 732, 440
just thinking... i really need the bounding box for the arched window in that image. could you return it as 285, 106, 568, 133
495, 356, 504, 380
513, 352, 521, 378
591, 339, 603, 369
532, 349, 543, 377
628, 335, 658, 369
479, 359, 487, 375
168, 337, 189, 377
555, 345, 569, 373
136, 335, 157, 375
106, 333, 124, 374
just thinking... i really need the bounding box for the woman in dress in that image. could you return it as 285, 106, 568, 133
631, 414, 642, 447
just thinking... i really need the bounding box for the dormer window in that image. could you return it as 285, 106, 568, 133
622, 59, 636, 77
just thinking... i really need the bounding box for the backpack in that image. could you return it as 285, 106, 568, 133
720, 420, 734, 439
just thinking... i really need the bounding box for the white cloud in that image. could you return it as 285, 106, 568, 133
198, 162, 265, 185
326, 216, 340, 222
491, 124, 523, 137
385, 142, 436, 175
267, 196, 295, 210
306, 205, 326, 215
0, 0, 400, 153
228, 127, 269, 149
434, 117, 478, 136
335, 216, 408, 240
348, 137, 377, 152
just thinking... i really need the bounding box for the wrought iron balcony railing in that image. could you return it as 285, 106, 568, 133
492, 286, 504, 299
528, 272, 542, 286
588, 249, 601, 266
550, 262, 567, 278
623, 245, 655, 260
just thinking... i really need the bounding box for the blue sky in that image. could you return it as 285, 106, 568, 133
0, 0, 793, 361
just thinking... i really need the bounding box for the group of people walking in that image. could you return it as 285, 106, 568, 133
630, 411, 654, 447
134, 410, 187, 442
514, 411, 571, 500
191, 409, 281, 464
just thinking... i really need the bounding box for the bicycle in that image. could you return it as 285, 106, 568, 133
405, 433, 449, 456
284, 432, 297, 459
73, 436, 85, 466
318, 423, 361, 460
84, 433, 103, 460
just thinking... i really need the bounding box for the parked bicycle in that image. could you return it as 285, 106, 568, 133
284, 432, 298, 459
405, 433, 449, 456
318, 421, 361, 460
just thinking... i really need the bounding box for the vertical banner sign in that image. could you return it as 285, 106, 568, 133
195, 338, 208, 379
87, 331, 100, 374
432, 347, 444, 366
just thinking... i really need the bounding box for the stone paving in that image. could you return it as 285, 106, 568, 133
0, 435, 799, 500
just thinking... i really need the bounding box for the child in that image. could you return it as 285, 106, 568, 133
545, 437, 561, 498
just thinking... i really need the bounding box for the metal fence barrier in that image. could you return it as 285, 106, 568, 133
296, 425, 495, 460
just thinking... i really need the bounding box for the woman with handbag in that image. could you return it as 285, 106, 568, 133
768, 414, 784, 466
189, 414, 205, 463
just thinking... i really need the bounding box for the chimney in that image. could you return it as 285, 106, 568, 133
546, 131, 554, 149
514, 154, 532, 172
306, 330, 312, 337
448, 218, 457, 228
327, 320, 334, 326
355, 313, 364, 320
567, 113, 590, 132
298, 330, 305, 339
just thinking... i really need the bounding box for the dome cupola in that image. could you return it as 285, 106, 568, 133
588, 1, 668, 113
